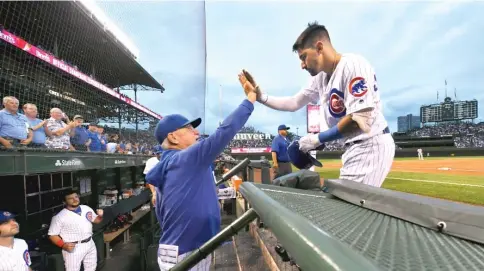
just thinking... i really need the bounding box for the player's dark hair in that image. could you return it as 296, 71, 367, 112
63, 189, 78, 201
292, 21, 331, 52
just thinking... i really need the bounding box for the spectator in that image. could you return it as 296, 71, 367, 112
87, 123, 102, 152
97, 126, 107, 152
23, 103, 47, 148
106, 134, 119, 153
70, 115, 91, 151
0, 96, 32, 148
45, 108, 76, 150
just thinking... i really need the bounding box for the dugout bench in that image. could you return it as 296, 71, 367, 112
0, 148, 154, 270
103, 207, 151, 259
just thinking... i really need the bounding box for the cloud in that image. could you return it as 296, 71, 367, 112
97, 0, 484, 135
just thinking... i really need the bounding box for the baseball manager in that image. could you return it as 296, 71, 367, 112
146, 85, 257, 270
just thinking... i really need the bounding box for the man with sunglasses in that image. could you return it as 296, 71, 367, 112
146, 83, 257, 270
0, 211, 32, 271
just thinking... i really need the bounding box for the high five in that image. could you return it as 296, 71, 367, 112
238, 22, 395, 187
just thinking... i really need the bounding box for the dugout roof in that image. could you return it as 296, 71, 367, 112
0, 1, 164, 91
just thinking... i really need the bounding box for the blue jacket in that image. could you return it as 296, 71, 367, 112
146, 99, 254, 255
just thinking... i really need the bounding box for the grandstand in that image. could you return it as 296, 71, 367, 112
0, 1, 167, 270
0, 1, 163, 150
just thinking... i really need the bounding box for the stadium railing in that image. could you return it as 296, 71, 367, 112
171, 158, 484, 271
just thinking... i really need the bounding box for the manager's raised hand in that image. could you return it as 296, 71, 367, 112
238, 69, 261, 100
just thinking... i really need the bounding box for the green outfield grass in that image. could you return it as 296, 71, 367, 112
307, 158, 484, 206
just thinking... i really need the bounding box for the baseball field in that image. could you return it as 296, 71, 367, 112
311, 156, 484, 206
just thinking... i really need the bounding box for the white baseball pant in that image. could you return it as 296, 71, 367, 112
62, 239, 97, 271
158, 244, 211, 271
340, 133, 395, 188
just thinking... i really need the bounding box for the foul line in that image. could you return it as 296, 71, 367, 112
387, 177, 484, 188
392, 166, 482, 172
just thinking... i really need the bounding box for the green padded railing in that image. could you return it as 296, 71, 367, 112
239, 182, 381, 271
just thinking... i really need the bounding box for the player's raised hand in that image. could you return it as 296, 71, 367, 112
63, 243, 76, 252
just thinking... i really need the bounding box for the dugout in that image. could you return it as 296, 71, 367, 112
0, 148, 155, 270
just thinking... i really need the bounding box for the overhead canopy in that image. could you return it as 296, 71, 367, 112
0, 1, 164, 91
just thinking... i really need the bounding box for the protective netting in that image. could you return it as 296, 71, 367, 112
0, 1, 163, 152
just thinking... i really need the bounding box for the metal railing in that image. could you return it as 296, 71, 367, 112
170, 158, 381, 271
239, 182, 381, 271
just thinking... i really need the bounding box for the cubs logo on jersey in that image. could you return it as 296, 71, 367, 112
349, 77, 368, 97
23, 250, 30, 265
328, 88, 346, 118
86, 211, 93, 221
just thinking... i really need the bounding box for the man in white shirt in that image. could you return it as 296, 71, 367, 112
0, 211, 32, 271
238, 22, 395, 187
144, 146, 163, 205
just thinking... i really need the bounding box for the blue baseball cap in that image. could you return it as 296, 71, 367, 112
153, 145, 163, 154
154, 114, 202, 144
0, 211, 16, 223
278, 124, 290, 131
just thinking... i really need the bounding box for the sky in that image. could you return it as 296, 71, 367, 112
96, 0, 484, 135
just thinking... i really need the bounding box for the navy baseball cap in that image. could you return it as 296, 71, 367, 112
153, 145, 163, 154
154, 114, 202, 144
278, 124, 290, 131
0, 211, 16, 223
287, 141, 324, 170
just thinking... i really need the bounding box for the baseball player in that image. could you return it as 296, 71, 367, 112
48, 190, 103, 271
417, 148, 424, 160
0, 211, 31, 271
144, 145, 163, 205
239, 22, 395, 187
145, 88, 257, 270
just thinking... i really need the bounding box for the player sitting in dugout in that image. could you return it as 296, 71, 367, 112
145, 75, 257, 270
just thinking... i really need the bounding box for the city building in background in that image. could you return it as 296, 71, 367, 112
397, 114, 421, 132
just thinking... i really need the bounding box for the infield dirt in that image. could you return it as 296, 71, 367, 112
320, 157, 483, 176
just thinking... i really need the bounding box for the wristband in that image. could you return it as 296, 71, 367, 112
56, 239, 65, 248
318, 125, 343, 143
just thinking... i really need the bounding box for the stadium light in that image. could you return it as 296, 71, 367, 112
78, 0, 140, 59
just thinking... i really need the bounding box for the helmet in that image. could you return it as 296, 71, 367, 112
287, 141, 324, 170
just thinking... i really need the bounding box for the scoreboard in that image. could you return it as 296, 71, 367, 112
420, 99, 478, 123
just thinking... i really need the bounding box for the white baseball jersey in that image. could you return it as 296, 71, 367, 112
299, 53, 395, 187
48, 205, 98, 271
0, 238, 31, 271
144, 156, 159, 174
48, 205, 98, 242
301, 53, 388, 143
